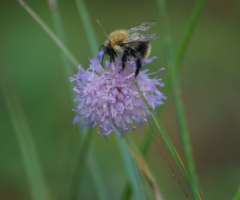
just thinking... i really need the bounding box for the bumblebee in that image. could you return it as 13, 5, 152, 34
100, 21, 159, 77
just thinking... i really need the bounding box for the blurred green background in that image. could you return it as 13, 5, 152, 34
0, 0, 240, 199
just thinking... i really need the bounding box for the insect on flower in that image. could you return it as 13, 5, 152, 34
70, 56, 166, 138
99, 20, 159, 77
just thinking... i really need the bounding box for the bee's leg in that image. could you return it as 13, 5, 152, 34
110, 54, 115, 63
135, 57, 142, 77
101, 53, 105, 67
121, 50, 128, 71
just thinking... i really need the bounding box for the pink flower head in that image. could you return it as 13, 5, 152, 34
70, 52, 165, 138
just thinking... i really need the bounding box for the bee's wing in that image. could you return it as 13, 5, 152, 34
122, 34, 159, 44
127, 21, 156, 32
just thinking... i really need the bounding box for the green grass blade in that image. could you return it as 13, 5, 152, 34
136, 0, 207, 171
73, 1, 110, 199
67, 131, 109, 200
125, 136, 163, 200
120, 183, 132, 200
88, 157, 110, 200
75, 0, 99, 56
140, 124, 157, 157
46, 2, 96, 199
47, 1, 107, 199
119, 133, 163, 200
118, 69, 191, 199
139, 0, 206, 158
120, 124, 155, 200
67, 130, 94, 200
18, 0, 80, 68
47, 0, 74, 82
175, 0, 206, 67
0, 67, 50, 200
116, 136, 144, 200
164, 0, 206, 92
131, 74, 191, 186
233, 185, 240, 200
47, 2, 76, 198
151, 112, 192, 187
156, 0, 201, 199
127, 4, 207, 195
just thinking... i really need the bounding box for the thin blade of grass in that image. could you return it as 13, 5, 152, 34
131, 75, 191, 187
119, 7, 207, 199
164, 0, 206, 92
156, 0, 201, 199
120, 183, 132, 200
46, 1, 93, 199
175, 0, 206, 67
75, 0, 99, 56
139, 0, 206, 157
73, 1, 110, 199
47, 5, 76, 196
67, 132, 109, 200
125, 136, 163, 200
118, 68, 191, 199
67, 130, 93, 200
116, 135, 145, 200
233, 185, 240, 200
18, 1, 108, 199
47, 0, 74, 84
88, 157, 110, 200
18, 0, 80, 68
46, 1, 108, 199
120, 124, 156, 200
0, 64, 50, 200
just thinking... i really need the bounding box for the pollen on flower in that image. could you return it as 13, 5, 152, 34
70, 51, 166, 138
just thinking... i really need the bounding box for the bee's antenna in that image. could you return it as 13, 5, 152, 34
96, 19, 113, 46
96, 19, 120, 61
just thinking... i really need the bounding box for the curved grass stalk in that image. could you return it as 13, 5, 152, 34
116, 135, 145, 200
75, 0, 99, 56
18, 0, 80, 68
121, 4, 207, 198
156, 0, 202, 199
0, 65, 50, 200
46, 1, 108, 199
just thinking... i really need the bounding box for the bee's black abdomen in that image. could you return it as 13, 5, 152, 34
134, 42, 150, 59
